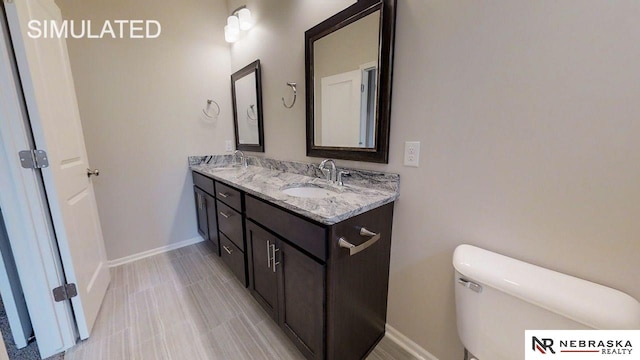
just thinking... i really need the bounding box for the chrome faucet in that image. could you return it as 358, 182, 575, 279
234, 150, 247, 168
319, 159, 336, 182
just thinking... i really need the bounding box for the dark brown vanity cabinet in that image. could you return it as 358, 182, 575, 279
245, 222, 279, 320
215, 183, 247, 286
193, 173, 219, 256
246, 221, 325, 360
245, 194, 394, 360
193, 171, 395, 360
193, 171, 248, 286
194, 186, 208, 239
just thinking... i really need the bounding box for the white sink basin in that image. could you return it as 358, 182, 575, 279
282, 185, 339, 199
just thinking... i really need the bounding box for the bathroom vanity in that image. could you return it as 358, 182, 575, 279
189, 156, 399, 360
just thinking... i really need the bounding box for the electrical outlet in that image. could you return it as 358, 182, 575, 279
225, 140, 233, 152
404, 141, 420, 167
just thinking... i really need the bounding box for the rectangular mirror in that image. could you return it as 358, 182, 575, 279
306, 0, 396, 163
232, 60, 264, 152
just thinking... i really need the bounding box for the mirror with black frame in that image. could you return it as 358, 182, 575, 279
305, 0, 396, 163
232, 60, 264, 152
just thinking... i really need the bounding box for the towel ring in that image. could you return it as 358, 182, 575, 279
247, 104, 257, 121
281, 82, 297, 109
202, 99, 220, 118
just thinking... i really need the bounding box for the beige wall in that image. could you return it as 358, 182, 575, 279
227, 1, 640, 359
56, 0, 234, 260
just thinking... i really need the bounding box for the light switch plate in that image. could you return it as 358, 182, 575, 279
225, 140, 233, 152
404, 141, 420, 167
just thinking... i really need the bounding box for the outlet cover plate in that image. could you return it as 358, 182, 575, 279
404, 141, 420, 167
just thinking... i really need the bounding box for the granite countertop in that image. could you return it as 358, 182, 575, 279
190, 160, 399, 225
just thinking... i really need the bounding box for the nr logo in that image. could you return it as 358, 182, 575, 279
533, 337, 556, 354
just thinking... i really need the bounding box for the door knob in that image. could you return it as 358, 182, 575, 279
87, 168, 100, 178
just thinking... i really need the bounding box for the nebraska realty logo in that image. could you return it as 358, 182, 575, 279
526, 331, 639, 359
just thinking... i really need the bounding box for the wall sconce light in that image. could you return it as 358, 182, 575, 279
225, 5, 253, 43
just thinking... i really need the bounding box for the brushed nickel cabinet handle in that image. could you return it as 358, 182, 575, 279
270, 244, 280, 272
223, 245, 233, 255
197, 194, 203, 210
360, 227, 377, 237
219, 211, 230, 219
218, 192, 229, 198
338, 227, 381, 256
267, 240, 271, 268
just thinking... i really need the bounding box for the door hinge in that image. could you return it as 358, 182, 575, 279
19, 150, 49, 169
52, 283, 77, 302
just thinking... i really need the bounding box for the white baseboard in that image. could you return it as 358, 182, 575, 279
107, 236, 204, 267
385, 324, 439, 360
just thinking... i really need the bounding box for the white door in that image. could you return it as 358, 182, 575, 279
320, 70, 362, 147
0, 4, 77, 356
0, 210, 32, 349
4, 0, 110, 340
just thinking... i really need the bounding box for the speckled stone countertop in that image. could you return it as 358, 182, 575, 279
189, 155, 399, 225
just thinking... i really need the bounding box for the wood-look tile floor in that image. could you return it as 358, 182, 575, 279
65, 241, 416, 360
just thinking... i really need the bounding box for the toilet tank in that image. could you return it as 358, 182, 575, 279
453, 244, 640, 360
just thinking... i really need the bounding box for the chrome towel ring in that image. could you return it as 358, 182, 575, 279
202, 99, 220, 119
282, 82, 297, 109
247, 104, 257, 121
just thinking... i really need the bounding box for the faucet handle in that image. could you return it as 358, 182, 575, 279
337, 170, 350, 186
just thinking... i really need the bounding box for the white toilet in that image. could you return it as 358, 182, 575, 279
453, 244, 640, 360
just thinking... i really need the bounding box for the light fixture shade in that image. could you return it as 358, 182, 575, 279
227, 15, 240, 31
238, 8, 253, 31
224, 24, 239, 43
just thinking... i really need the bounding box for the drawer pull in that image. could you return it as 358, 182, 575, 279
338, 227, 381, 256
219, 211, 230, 219
266, 241, 280, 272
223, 245, 234, 255
218, 192, 229, 198
267, 240, 271, 268
270, 243, 280, 272
197, 194, 206, 210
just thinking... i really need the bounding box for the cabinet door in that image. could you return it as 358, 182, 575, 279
246, 221, 278, 321
327, 203, 394, 359
194, 187, 208, 240
278, 241, 325, 360
204, 192, 219, 256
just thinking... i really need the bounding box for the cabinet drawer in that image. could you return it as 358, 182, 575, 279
192, 171, 215, 195
215, 182, 242, 212
217, 200, 244, 251
246, 195, 327, 261
220, 233, 246, 286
